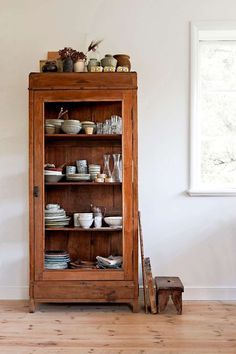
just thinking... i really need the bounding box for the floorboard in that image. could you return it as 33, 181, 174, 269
0, 301, 235, 353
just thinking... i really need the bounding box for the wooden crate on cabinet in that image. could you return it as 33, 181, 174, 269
29, 73, 138, 312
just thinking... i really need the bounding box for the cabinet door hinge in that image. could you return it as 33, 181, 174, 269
33, 186, 39, 197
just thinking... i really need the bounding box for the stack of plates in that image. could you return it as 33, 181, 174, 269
45, 250, 70, 270
45, 208, 70, 227
66, 173, 91, 181
89, 164, 101, 180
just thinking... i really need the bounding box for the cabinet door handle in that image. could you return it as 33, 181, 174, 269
33, 186, 39, 197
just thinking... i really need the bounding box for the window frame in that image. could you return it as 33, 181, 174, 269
189, 21, 236, 196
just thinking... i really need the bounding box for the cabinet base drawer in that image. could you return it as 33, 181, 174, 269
33, 280, 136, 302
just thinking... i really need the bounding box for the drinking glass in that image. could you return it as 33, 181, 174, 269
96, 122, 103, 134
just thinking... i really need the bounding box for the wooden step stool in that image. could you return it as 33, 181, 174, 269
155, 276, 184, 315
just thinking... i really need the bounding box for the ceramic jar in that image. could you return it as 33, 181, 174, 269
63, 57, 73, 72
42, 61, 58, 72
74, 60, 85, 72
113, 54, 131, 70
101, 54, 117, 68
87, 58, 100, 72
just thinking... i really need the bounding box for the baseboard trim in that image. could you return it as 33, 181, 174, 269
0, 286, 236, 301
183, 287, 236, 300
0, 286, 29, 300
140, 286, 236, 301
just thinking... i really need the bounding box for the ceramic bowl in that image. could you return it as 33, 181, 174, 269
61, 123, 81, 134
46, 119, 64, 133
45, 174, 65, 183
104, 216, 122, 227
81, 121, 95, 125
84, 126, 94, 134
46, 204, 60, 210
45, 124, 56, 134
78, 213, 93, 220
62, 120, 81, 125
79, 218, 94, 229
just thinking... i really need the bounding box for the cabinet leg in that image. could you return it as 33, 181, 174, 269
131, 299, 139, 313
29, 298, 36, 313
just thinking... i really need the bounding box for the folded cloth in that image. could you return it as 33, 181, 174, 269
96, 255, 123, 269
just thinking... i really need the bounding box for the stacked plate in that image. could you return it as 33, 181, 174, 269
45, 250, 70, 270
89, 164, 101, 180
66, 173, 91, 182
45, 207, 70, 227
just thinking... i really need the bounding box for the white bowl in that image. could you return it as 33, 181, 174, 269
61, 124, 81, 134
79, 218, 93, 229
104, 216, 122, 227
78, 213, 93, 220
45, 174, 65, 183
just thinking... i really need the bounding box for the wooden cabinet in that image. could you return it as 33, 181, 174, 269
29, 73, 138, 312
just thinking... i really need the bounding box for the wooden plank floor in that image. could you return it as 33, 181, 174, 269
0, 301, 235, 353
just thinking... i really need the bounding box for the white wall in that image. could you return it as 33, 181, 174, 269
0, 0, 236, 300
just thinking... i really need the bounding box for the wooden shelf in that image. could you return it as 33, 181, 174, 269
45, 268, 123, 272
45, 227, 122, 232
45, 134, 122, 141
45, 182, 122, 186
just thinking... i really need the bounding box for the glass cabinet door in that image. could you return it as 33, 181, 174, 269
33, 90, 134, 281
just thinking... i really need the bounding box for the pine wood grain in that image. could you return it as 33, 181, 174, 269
0, 301, 236, 353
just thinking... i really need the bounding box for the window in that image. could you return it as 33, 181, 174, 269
190, 22, 236, 196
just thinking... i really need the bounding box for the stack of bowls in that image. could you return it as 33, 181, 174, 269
44, 169, 65, 183
77, 213, 94, 229
45, 119, 64, 133
45, 124, 56, 134
81, 121, 96, 134
61, 120, 82, 134
89, 164, 101, 180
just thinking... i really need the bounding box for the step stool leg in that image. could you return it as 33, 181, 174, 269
157, 290, 169, 313
171, 290, 182, 315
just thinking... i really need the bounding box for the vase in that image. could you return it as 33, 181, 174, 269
87, 58, 100, 72
74, 60, 85, 72
42, 61, 58, 72
101, 54, 117, 68
63, 58, 73, 72
111, 154, 121, 182
103, 154, 111, 177
113, 54, 131, 70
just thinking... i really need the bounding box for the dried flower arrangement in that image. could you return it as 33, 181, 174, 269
59, 40, 102, 63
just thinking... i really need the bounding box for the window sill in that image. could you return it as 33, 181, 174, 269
187, 189, 236, 197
